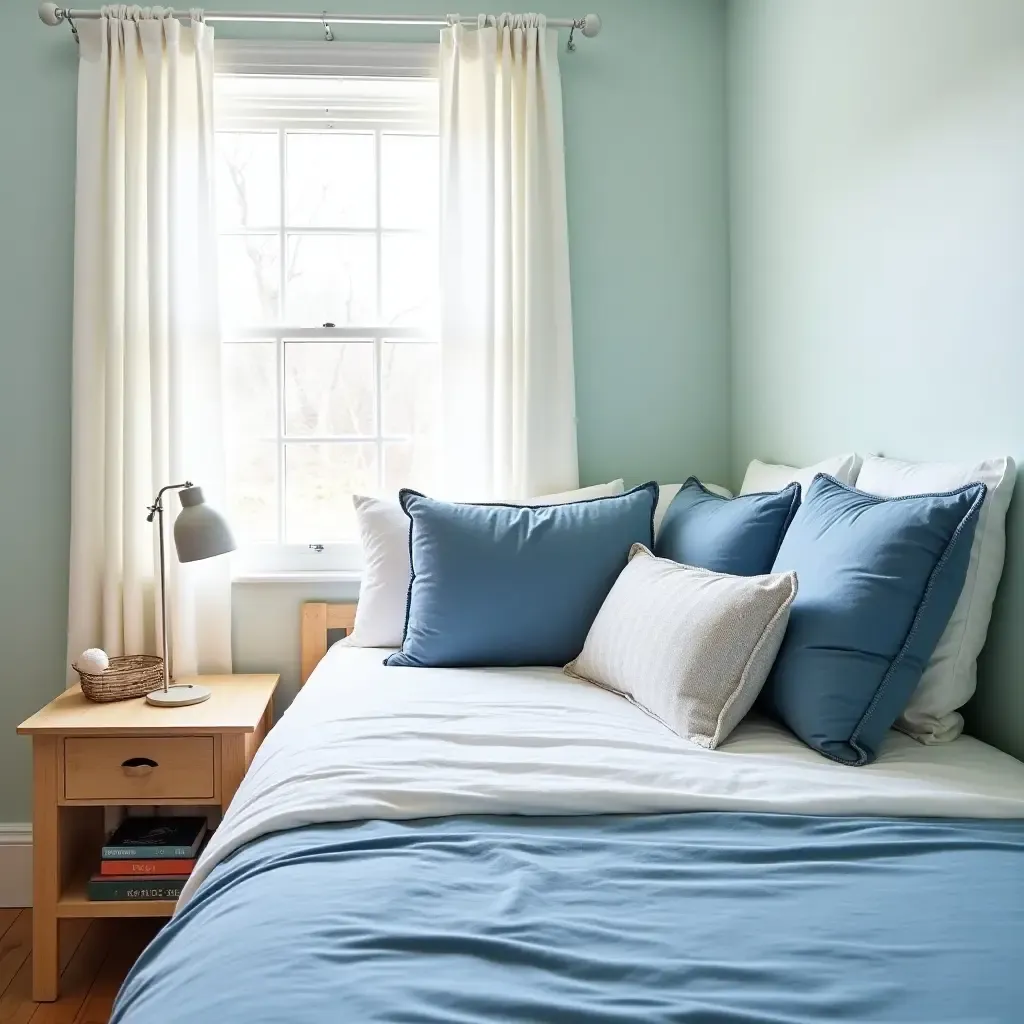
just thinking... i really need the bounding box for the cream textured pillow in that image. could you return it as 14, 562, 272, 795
565, 545, 798, 749
349, 481, 627, 647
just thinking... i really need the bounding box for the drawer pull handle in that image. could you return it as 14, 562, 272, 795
121, 757, 158, 777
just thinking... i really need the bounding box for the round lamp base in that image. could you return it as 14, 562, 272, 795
146, 683, 212, 707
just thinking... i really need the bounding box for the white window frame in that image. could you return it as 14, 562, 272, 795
215, 42, 439, 579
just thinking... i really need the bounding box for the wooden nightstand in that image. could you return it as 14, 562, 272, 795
17, 672, 279, 1002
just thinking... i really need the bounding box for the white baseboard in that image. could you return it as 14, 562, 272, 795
0, 825, 32, 907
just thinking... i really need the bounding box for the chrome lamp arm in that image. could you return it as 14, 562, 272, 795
147, 482, 193, 692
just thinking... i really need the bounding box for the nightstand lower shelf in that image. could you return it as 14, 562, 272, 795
58, 866, 178, 919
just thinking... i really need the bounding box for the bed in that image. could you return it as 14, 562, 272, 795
110, 602, 1024, 1023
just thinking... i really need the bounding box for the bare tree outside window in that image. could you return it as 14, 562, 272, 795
215, 90, 440, 562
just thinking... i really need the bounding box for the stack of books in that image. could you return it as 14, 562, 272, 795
88, 816, 208, 902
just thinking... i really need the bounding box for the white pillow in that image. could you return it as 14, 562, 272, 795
740, 454, 861, 496
348, 495, 413, 648
524, 479, 625, 505
654, 482, 732, 536
565, 545, 798, 749
855, 455, 1016, 743
348, 480, 627, 648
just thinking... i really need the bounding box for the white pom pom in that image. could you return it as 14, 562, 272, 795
78, 648, 110, 674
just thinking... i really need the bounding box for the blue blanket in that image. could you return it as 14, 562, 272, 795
111, 813, 1024, 1023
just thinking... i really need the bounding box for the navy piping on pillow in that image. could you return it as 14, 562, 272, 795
671, 477, 806, 573
386, 482, 660, 667
679, 474, 802, 544
810, 474, 987, 767
682, 475, 802, 505
395, 490, 417, 662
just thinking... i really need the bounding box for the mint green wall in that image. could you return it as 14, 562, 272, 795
0, 7, 77, 824
728, 0, 1024, 757
0, 1, 730, 821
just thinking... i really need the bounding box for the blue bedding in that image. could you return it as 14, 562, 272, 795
111, 813, 1024, 1023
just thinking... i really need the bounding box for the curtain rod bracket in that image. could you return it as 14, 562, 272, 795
567, 13, 600, 51
38, 3, 63, 25
39, 3, 78, 42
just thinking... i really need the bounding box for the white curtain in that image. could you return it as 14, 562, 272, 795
439, 14, 578, 500
66, 7, 230, 684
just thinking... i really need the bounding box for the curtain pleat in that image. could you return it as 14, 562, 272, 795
439, 14, 578, 500
67, 7, 230, 684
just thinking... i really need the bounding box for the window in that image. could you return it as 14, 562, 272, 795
215, 56, 439, 575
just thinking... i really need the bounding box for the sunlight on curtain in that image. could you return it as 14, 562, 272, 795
439, 14, 578, 500
66, 9, 230, 682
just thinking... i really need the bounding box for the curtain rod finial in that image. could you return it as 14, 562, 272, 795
582, 13, 601, 38
39, 3, 64, 26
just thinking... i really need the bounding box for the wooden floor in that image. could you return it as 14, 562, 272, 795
0, 909, 159, 1023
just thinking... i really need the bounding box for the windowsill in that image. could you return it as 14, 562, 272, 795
232, 570, 363, 585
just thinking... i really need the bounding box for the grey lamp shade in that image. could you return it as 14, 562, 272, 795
173, 486, 237, 563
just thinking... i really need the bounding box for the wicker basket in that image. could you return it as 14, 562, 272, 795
73, 655, 165, 703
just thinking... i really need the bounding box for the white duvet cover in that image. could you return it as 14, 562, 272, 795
179, 643, 1024, 905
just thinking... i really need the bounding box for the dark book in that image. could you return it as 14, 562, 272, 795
101, 816, 207, 860
88, 873, 187, 902
99, 833, 209, 876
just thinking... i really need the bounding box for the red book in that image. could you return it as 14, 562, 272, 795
100, 858, 195, 877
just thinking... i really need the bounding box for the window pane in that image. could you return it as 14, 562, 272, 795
219, 235, 280, 327
223, 343, 278, 544
224, 341, 277, 440
381, 233, 438, 328
381, 134, 438, 229
285, 342, 375, 438
216, 132, 279, 230
285, 234, 377, 325
286, 133, 375, 228
381, 341, 439, 438
226, 440, 279, 544
383, 439, 437, 495
285, 443, 379, 542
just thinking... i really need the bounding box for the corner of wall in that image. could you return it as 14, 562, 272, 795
722, 0, 739, 490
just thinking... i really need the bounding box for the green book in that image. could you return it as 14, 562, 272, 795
101, 816, 207, 860
88, 873, 186, 901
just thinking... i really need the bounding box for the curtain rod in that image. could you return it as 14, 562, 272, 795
39, 4, 602, 47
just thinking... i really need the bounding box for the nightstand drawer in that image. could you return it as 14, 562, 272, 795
63, 736, 216, 801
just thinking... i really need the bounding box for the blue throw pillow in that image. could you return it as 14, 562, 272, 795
385, 482, 659, 668
654, 477, 800, 575
761, 474, 986, 766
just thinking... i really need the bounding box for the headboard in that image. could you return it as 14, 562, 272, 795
300, 602, 358, 686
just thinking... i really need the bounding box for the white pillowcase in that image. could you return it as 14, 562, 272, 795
654, 482, 732, 536
348, 480, 626, 648
525, 480, 625, 505
566, 544, 798, 749
348, 495, 413, 648
740, 454, 861, 496
855, 455, 1016, 743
